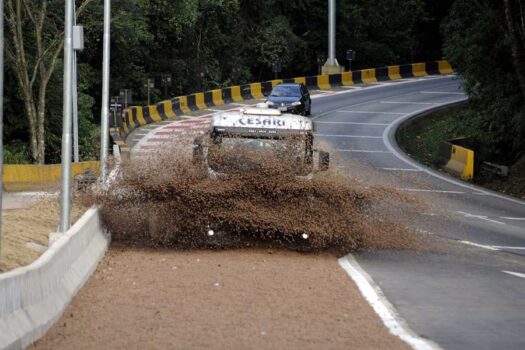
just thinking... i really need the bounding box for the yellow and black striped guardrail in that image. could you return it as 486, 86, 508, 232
111, 60, 454, 156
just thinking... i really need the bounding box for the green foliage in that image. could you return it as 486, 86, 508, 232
442, 0, 525, 162
4, 143, 31, 164
398, 107, 473, 167
3, 0, 456, 163
341, 0, 426, 66
254, 16, 305, 70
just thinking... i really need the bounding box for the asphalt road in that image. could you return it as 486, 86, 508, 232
311, 76, 525, 350
127, 75, 525, 349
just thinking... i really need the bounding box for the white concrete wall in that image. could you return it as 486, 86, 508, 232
0, 208, 109, 350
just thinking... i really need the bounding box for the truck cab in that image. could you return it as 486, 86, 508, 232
193, 106, 329, 178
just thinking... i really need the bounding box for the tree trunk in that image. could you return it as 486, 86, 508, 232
36, 80, 48, 164
504, 0, 525, 102
23, 95, 38, 162
5, 0, 92, 164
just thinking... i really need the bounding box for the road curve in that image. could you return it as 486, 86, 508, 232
311, 76, 525, 350
124, 75, 525, 349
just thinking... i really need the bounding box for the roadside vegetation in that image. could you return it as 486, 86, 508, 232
3, 0, 524, 198
397, 0, 525, 199
398, 106, 525, 199
4, 0, 450, 164
441, 0, 525, 170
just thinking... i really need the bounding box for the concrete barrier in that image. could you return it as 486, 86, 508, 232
0, 208, 110, 350
447, 144, 475, 180
438, 141, 475, 181
3, 161, 100, 192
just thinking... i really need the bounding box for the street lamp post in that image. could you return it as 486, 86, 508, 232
145, 78, 154, 105
110, 96, 122, 128
0, 0, 5, 258
272, 61, 282, 80
59, 0, 75, 232
322, 0, 342, 74
99, 0, 111, 182
317, 54, 326, 75
160, 74, 172, 99
328, 0, 336, 66
346, 49, 356, 72
72, 10, 84, 163
119, 89, 131, 109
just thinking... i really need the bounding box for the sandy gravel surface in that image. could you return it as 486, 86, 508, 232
0, 195, 86, 272
33, 248, 409, 350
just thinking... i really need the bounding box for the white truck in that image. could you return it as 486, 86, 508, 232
193, 105, 329, 178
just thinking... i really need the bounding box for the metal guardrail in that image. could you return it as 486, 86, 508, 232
110, 60, 454, 158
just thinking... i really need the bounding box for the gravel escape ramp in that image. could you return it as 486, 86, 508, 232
34, 139, 422, 348
33, 249, 410, 350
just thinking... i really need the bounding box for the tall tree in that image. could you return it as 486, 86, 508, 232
5, 0, 93, 163
442, 0, 525, 160
503, 0, 525, 102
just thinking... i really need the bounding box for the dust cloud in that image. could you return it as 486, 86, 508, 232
87, 140, 426, 253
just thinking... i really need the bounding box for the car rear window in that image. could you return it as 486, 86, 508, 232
271, 85, 301, 97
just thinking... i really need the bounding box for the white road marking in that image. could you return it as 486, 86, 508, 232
339, 255, 441, 350
315, 134, 383, 139
311, 76, 454, 120
400, 188, 465, 194
337, 149, 391, 153
493, 246, 525, 250
460, 241, 525, 252
499, 217, 525, 221
315, 121, 389, 126
456, 211, 506, 225
180, 115, 200, 119
380, 101, 437, 105
459, 240, 500, 251
420, 91, 465, 95
382, 168, 422, 172
502, 271, 525, 279
383, 99, 525, 207
337, 110, 405, 115
416, 232, 525, 253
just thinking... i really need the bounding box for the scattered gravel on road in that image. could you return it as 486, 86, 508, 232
32, 248, 410, 350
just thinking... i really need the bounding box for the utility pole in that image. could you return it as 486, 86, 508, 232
72, 8, 84, 163
322, 0, 342, 74
100, 0, 111, 182
59, 0, 74, 232
161, 74, 172, 100
328, 0, 336, 65
72, 51, 79, 163
145, 78, 154, 105
0, 0, 5, 258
